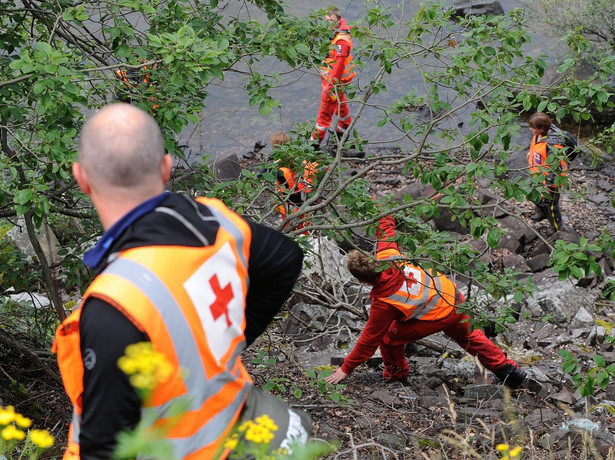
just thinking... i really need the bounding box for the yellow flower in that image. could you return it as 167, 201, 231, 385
255, 414, 278, 433
14, 413, 32, 429
118, 342, 173, 390
497, 443, 510, 452
1, 424, 26, 441
30, 429, 54, 449
224, 435, 238, 450
245, 423, 275, 444
237, 420, 253, 433
509, 446, 523, 458
0, 406, 16, 425
130, 373, 156, 390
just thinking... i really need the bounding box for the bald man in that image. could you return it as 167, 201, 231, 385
54, 104, 308, 459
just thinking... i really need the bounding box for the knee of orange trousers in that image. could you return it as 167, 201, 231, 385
316, 93, 337, 129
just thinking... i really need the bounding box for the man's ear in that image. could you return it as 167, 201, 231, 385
72, 162, 92, 195
161, 154, 173, 184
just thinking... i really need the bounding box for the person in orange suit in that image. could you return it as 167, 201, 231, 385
310, 7, 356, 148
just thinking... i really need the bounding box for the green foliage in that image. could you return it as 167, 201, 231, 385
560, 349, 615, 397
550, 238, 603, 280
537, 0, 615, 55
304, 369, 352, 407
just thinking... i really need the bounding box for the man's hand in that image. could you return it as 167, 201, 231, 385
325, 368, 348, 384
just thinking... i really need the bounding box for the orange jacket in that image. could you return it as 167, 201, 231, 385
527, 135, 568, 177
53, 197, 253, 459
320, 23, 355, 85
375, 217, 458, 321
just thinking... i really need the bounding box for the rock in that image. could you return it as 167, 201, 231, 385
431, 206, 471, 234
588, 326, 608, 345
441, 356, 479, 381
528, 240, 550, 258
393, 181, 436, 201
541, 428, 586, 452
548, 228, 580, 245
505, 149, 531, 181
496, 233, 522, 254
452, 1, 504, 19
570, 306, 594, 329
303, 235, 352, 286
212, 153, 241, 179
526, 273, 598, 327
370, 389, 401, 406
599, 258, 613, 276
502, 254, 530, 272
524, 407, 559, 428
463, 384, 504, 400
373, 177, 401, 186
589, 193, 609, 205
283, 303, 365, 336
7, 292, 51, 309
526, 253, 551, 272
374, 432, 405, 450
549, 388, 577, 405
6, 218, 60, 264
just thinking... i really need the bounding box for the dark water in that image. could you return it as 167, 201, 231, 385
182, 0, 560, 162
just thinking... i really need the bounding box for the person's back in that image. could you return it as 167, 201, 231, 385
54, 104, 309, 459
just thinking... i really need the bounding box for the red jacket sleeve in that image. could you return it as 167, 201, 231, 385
376, 215, 401, 260
340, 298, 403, 375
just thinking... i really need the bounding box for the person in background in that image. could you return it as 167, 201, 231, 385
527, 112, 569, 232
325, 214, 526, 389
310, 7, 356, 149
53, 104, 310, 459
272, 132, 318, 233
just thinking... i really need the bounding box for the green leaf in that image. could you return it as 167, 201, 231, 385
593, 355, 607, 367
487, 228, 499, 247
37, 42, 53, 56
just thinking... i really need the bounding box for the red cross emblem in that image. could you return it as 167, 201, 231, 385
209, 274, 234, 327
405, 272, 418, 290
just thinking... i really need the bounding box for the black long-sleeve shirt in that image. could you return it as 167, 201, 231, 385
77, 193, 303, 459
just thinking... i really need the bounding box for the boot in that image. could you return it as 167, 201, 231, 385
530, 213, 545, 221
494, 363, 526, 389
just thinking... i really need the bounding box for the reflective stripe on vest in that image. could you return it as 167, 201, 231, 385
378, 264, 457, 321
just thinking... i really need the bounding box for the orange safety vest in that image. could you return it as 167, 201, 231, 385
376, 250, 459, 321
527, 135, 568, 177
53, 197, 253, 460
320, 31, 355, 84
276, 162, 317, 201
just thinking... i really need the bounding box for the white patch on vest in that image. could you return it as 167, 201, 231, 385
335, 44, 343, 55
280, 408, 309, 453
401, 266, 422, 297
183, 242, 244, 364
83, 348, 96, 370
533, 151, 542, 164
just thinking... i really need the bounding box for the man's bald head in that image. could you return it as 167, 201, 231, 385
78, 103, 165, 192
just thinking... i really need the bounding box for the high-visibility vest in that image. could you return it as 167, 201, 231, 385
276, 162, 317, 202
375, 254, 459, 321
527, 135, 568, 177
320, 31, 355, 84
53, 197, 253, 459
